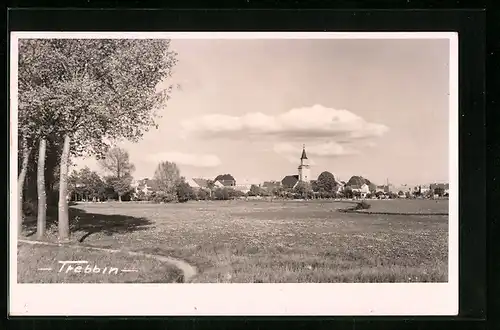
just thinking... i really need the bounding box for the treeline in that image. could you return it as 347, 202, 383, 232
17, 39, 178, 241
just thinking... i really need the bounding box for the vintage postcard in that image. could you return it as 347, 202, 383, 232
9, 31, 458, 316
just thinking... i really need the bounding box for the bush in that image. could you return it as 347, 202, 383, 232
354, 200, 371, 210
196, 189, 209, 200
176, 181, 195, 203
22, 199, 37, 216
230, 189, 245, 198
152, 191, 178, 203
134, 190, 147, 201
213, 188, 230, 200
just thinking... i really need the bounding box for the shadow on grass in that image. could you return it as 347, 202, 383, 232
23, 203, 154, 243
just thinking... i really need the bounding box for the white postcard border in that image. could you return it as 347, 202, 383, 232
9, 31, 459, 316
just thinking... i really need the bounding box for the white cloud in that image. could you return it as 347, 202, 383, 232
181, 104, 389, 141
147, 151, 221, 168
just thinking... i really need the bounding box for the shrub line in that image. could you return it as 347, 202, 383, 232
18, 239, 198, 283
339, 210, 449, 216
338, 201, 449, 216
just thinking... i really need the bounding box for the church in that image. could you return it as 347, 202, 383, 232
281, 145, 311, 189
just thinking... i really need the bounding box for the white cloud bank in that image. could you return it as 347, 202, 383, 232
181, 104, 389, 159
181, 104, 389, 140
148, 152, 221, 168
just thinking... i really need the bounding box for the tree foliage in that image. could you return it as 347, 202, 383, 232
316, 171, 337, 193
19, 39, 178, 156
248, 184, 263, 196
18, 38, 178, 240
176, 179, 196, 203
346, 175, 372, 187
68, 166, 107, 201
153, 161, 181, 194
293, 182, 312, 199
434, 187, 445, 197
99, 147, 135, 201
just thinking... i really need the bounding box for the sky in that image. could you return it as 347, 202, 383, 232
74, 38, 451, 186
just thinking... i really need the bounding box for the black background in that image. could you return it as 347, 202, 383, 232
4, 3, 497, 330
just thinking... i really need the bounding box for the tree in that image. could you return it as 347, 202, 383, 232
99, 148, 135, 202
249, 184, 262, 197
196, 188, 209, 201
346, 175, 372, 187
36, 139, 47, 239
18, 40, 60, 235
176, 179, 195, 203
434, 187, 445, 197
18, 39, 177, 241
67, 167, 106, 201
206, 180, 215, 199
316, 171, 337, 194
154, 161, 181, 194
293, 182, 311, 199
344, 186, 354, 199
213, 187, 230, 200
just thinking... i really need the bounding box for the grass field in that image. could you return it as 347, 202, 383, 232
18, 199, 448, 283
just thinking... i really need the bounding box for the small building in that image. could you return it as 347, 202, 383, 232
233, 184, 252, 194
191, 178, 210, 191
262, 181, 281, 192
430, 183, 449, 196
420, 184, 431, 194
281, 175, 299, 189
214, 174, 236, 187
134, 178, 160, 196
350, 183, 371, 198
186, 178, 201, 190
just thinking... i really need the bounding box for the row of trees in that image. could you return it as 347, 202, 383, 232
17, 39, 178, 241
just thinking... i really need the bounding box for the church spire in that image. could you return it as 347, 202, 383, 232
301, 144, 308, 160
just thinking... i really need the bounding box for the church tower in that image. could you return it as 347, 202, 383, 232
298, 144, 311, 183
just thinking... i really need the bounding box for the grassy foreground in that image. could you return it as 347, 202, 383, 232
17, 243, 183, 283
18, 199, 448, 283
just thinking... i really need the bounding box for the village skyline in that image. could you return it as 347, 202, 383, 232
74, 38, 450, 186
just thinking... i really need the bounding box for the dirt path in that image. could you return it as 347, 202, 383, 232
18, 239, 198, 283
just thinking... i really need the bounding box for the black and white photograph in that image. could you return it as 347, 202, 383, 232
10, 32, 458, 316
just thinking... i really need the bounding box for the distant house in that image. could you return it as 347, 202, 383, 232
351, 183, 370, 194
185, 178, 201, 190
214, 180, 226, 188
351, 183, 371, 198
335, 180, 346, 193
134, 178, 160, 196
191, 178, 210, 190
420, 184, 431, 194
430, 183, 449, 191
233, 184, 252, 194
214, 174, 236, 187
430, 183, 449, 196
262, 181, 281, 192
281, 175, 299, 189
390, 184, 411, 195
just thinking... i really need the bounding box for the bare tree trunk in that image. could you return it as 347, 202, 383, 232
58, 134, 71, 242
36, 138, 47, 239
17, 143, 31, 236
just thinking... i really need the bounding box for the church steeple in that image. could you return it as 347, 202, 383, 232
298, 144, 311, 183
300, 144, 308, 160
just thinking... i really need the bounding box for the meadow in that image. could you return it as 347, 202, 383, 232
17, 199, 449, 283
